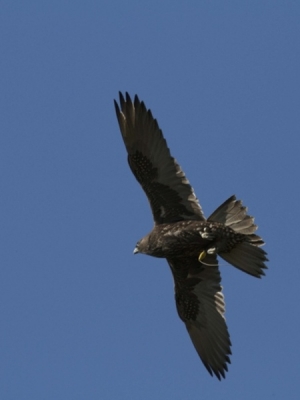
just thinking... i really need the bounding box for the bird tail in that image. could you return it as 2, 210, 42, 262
208, 195, 268, 278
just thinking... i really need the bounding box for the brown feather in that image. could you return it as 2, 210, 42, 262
114, 92, 268, 379
114, 92, 205, 224
169, 256, 231, 380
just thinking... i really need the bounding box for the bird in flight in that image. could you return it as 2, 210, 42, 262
114, 92, 268, 380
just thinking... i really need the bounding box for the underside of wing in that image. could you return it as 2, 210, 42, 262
114, 92, 205, 224
168, 255, 231, 380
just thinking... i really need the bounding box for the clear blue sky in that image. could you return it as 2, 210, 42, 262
1, 1, 299, 399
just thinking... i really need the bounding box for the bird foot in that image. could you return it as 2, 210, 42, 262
198, 250, 207, 262
207, 247, 217, 255
200, 228, 214, 241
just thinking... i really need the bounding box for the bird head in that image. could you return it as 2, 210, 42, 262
133, 243, 139, 254
133, 235, 151, 255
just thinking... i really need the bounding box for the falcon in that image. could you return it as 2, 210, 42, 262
114, 92, 268, 380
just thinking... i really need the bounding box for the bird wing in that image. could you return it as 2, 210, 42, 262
114, 92, 205, 224
168, 255, 231, 380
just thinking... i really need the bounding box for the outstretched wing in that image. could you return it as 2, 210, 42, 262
114, 92, 205, 224
168, 255, 231, 380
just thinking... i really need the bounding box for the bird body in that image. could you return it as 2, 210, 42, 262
114, 92, 268, 380
134, 219, 243, 259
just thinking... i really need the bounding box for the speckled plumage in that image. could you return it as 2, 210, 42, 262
114, 92, 268, 380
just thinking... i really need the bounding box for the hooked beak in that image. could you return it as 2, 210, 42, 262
133, 247, 139, 255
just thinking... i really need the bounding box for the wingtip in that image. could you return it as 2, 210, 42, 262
133, 93, 140, 105
119, 91, 126, 106
115, 92, 148, 116
114, 99, 120, 115
204, 362, 227, 381
125, 91, 132, 104
114, 91, 129, 109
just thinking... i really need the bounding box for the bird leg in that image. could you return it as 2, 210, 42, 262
198, 228, 217, 263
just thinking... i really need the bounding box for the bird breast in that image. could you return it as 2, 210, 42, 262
149, 221, 216, 258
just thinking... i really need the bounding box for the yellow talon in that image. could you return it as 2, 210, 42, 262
198, 250, 207, 262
